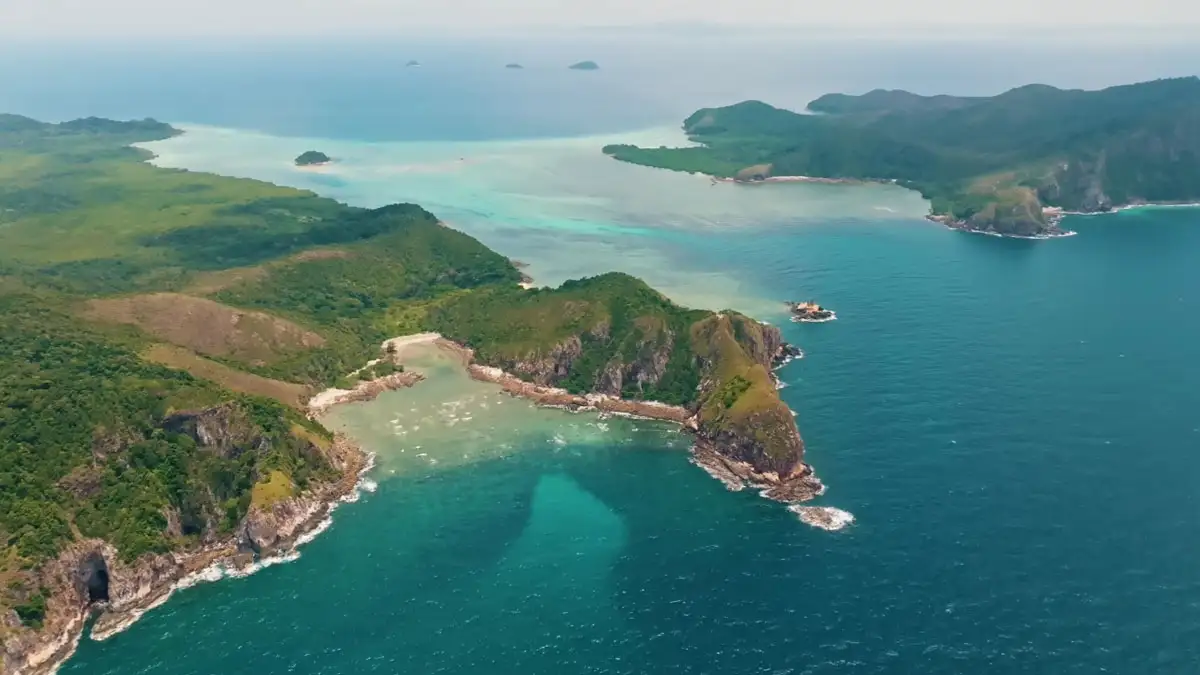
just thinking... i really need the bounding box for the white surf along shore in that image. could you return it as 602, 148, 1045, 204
40, 320, 853, 670
87, 452, 378, 644
35, 335, 437, 662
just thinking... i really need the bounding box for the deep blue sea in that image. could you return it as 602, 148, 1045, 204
6, 34, 1200, 674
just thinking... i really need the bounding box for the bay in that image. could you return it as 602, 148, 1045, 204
29, 36, 1200, 674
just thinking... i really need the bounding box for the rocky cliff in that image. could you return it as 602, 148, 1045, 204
687, 313, 819, 499
1, 408, 365, 675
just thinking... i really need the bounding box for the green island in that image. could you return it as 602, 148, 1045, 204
293, 150, 330, 166
603, 77, 1200, 237
568, 61, 599, 71
0, 114, 810, 672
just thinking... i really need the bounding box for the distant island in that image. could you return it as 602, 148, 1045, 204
568, 61, 599, 71
405, 60, 420, 68
603, 77, 1200, 238
505, 63, 524, 69
294, 150, 331, 167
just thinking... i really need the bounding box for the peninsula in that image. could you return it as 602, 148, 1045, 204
568, 61, 599, 71
603, 77, 1200, 237
294, 150, 331, 167
0, 115, 820, 673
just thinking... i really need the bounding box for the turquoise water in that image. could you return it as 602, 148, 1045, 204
33, 41, 1200, 673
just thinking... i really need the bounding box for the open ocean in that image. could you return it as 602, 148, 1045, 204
5, 33, 1200, 674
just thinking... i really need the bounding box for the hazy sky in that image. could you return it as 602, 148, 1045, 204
4, 0, 1195, 37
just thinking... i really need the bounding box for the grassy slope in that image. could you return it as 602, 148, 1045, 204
604, 77, 1200, 235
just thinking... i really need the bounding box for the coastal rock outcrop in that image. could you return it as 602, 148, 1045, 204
1, 409, 366, 675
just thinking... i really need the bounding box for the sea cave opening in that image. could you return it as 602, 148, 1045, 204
80, 552, 110, 604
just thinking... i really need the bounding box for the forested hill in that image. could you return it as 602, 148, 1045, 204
1, 113, 808, 654
603, 77, 1200, 236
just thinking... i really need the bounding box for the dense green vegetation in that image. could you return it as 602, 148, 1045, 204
0, 112, 805, 638
210, 212, 520, 386
604, 77, 1200, 236
428, 273, 711, 404
0, 295, 333, 569
294, 150, 330, 166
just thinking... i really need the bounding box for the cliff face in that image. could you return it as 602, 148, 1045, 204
1042, 116, 1200, 212
484, 318, 677, 399
1043, 154, 1114, 213
594, 320, 675, 397
1, 408, 364, 675
501, 335, 585, 386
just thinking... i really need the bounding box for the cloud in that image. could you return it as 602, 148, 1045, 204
3, 0, 1195, 37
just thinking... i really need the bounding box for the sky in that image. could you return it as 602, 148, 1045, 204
2, 0, 1196, 38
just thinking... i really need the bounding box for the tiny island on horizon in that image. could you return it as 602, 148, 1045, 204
294, 150, 332, 167
568, 61, 599, 70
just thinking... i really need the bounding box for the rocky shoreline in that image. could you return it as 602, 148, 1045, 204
925, 201, 1200, 240
4, 436, 371, 675
462, 343, 837, 513
466, 363, 696, 425
689, 440, 825, 502
925, 213, 1077, 239
306, 370, 425, 418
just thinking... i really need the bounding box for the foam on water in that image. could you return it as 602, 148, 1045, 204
789, 505, 857, 531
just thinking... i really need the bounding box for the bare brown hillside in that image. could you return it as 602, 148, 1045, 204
84, 293, 325, 365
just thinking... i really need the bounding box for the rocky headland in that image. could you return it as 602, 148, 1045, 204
2, 415, 369, 675
429, 306, 825, 502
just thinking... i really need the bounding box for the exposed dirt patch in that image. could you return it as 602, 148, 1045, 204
182, 265, 270, 296
142, 344, 311, 408
182, 249, 351, 294
290, 248, 351, 262
84, 293, 324, 365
